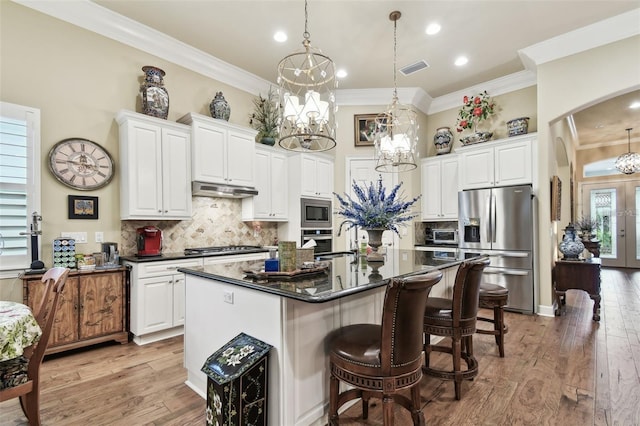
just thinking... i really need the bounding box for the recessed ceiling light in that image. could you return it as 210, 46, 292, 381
336, 69, 348, 79
454, 56, 468, 66
273, 31, 287, 42
630, 101, 640, 109
595, 123, 605, 129
425, 23, 441, 35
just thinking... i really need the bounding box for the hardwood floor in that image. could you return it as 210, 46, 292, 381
1, 268, 638, 425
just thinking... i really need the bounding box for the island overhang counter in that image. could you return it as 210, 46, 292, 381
179, 249, 465, 426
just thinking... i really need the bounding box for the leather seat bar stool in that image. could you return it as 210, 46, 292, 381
423, 257, 490, 400
328, 270, 443, 426
476, 282, 509, 357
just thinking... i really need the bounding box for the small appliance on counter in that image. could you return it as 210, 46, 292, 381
101, 242, 119, 266
136, 226, 162, 256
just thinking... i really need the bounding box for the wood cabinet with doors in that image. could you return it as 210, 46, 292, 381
242, 144, 288, 221
458, 134, 535, 190
421, 154, 459, 220
295, 153, 334, 199
116, 110, 192, 220
178, 112, 256, 188
22, 267, 128, 355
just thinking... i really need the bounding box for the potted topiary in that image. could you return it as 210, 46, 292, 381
575, 216, 599, 241
249, 86, 279, 146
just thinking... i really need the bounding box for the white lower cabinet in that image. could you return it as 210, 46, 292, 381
125, 258, 203, 345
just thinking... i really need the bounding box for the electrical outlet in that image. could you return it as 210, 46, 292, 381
95, 232, 104, 243
61, 231, 87, 243
223, 290, 234, 304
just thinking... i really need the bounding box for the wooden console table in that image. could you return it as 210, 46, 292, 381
552, 258, 601, 321
21, 267, 129, 354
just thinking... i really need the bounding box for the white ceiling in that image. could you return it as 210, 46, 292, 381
17, 0, 640, 148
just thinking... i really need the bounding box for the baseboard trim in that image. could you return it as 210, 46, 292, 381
537, 304, 556, 318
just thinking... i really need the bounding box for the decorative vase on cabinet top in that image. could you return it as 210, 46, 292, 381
210, 91, 231, 121
140, 66, 169, 120
433, 127, 453, 155
506, 117, 530, 137
558, 224, 585, 261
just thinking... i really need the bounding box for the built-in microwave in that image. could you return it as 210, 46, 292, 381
432, 228, 458, 244
301, 198, 332, 229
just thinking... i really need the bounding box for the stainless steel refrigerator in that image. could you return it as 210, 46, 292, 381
458, 184, 534, 314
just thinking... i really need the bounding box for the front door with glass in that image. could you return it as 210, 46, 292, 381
581, 180, 640, 268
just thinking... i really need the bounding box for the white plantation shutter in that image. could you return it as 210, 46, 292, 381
0, 102, 40, 272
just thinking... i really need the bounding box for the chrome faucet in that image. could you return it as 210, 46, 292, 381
337, 220, 359, 253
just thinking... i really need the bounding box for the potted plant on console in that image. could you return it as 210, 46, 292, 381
334, 176, 420, 262
249, 86, 279, 146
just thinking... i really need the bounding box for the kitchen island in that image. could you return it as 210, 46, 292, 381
179, 249, 465, 426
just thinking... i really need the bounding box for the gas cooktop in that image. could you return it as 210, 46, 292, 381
184, 245, 265, 256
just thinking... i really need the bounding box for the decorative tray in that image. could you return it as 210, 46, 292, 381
244, 262, 329, 281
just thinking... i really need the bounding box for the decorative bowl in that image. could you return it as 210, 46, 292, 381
460, 131, 493, 146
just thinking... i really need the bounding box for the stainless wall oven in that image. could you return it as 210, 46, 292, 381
301, 198, 332, 229
301, 229, 333, 254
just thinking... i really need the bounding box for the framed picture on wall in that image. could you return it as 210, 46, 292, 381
354, 114, 379, 147
68, 195, 99, 219
550, 176, 562, 222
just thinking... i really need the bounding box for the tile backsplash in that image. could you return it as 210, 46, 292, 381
120, 197, 278, 255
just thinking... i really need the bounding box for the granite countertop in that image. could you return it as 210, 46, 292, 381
120, 248, 270, 263
179, 249, 467, 303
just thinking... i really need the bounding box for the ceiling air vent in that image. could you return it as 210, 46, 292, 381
399, 60, 430, 76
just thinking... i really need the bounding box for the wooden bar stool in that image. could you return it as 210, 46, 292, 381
476, 283, 509, 357
423, 257, 490, 400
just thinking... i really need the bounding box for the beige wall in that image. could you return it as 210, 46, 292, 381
0, 3, 263, 300
537, 35, 640, 309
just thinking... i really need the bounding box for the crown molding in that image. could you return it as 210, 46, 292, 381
427, 70, 537, 115
335, 87, 433, 115
12, 0, 273, 96
13, 1, 637, 115
519, 8, 640, 71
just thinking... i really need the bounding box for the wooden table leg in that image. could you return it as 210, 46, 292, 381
554, 290, 565, 317
590, 294, 601, 321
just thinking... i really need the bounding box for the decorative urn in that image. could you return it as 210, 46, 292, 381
558, 224, 585, 260
210, 91, 231, 121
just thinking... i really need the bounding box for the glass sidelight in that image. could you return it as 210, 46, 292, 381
582, 180, 640, 268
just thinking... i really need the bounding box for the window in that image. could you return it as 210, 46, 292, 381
0, 102, 40, 273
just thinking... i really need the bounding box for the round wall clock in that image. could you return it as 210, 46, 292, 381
48, 138, 115, 190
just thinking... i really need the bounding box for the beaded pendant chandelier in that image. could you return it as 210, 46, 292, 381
277, 0, 337, 152
374, 11, 418, 173
615, 128, 639, 174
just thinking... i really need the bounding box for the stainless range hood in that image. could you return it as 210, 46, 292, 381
192, 181, 258, 198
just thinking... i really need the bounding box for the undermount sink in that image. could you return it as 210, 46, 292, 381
315, 251, 357, 260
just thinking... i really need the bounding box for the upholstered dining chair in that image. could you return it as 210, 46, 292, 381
328, 270, 443, 426
423, 257, 490, 400
0, 267, 70, 426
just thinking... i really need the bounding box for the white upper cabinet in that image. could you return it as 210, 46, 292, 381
299, 154, 334, 199
178, 113, 257, 187
458, 134, 535, 190
421, 155, 459, 220
116, 110, 192, 220
242, 145, 289, 221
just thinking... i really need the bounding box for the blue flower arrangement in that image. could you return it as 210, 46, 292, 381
334, 176, 420, 235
